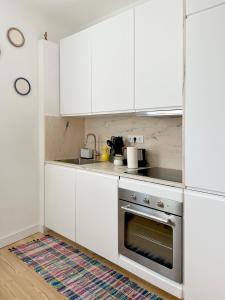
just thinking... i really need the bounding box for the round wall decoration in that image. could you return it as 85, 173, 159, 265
14, 78, 31, 96
7, 27, 25, 47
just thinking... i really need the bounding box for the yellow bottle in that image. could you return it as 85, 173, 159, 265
101, 146, 110, 162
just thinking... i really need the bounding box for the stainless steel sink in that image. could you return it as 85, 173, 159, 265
56, 158, 102, 165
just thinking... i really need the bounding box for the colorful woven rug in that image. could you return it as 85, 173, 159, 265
9, 235, 164, 300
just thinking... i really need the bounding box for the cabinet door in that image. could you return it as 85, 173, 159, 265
92, 10, 134, 113
60, 29, 91, 115
187, 0, 224, 15
45, 164, 76, 241
135, 0, 183, 111
185, 6, 225, 194
76, 170, 118, 263
184, 190, 225, 300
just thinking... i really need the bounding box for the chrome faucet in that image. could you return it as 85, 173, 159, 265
85, 133, 97, 159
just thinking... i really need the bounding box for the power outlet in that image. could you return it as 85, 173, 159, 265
128, 135, 144, 144
136, 136, 144, 144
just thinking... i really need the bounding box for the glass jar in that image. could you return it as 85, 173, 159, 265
113, 155, 123, 166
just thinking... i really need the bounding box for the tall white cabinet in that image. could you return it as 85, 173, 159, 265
38, 40, 59, 115
135, 0, 183, 111
185, 4, 225, 195
92, 10, 134, 113
185, 4, 225, 299
184, 191, 225, 300
60, 29, 92, 115
76, 170, 118, 263
187, 0, 225, 15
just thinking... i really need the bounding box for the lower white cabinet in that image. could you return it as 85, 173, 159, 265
184, 190, 225, 300
45, 164, 76, 241
76, 170, 118, 263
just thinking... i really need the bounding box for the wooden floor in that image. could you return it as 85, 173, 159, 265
0, 231, 178, 300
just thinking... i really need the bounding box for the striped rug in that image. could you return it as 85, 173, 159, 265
9, 235, 163, 300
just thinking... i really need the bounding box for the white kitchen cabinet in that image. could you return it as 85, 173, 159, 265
76, 170, 118, 263
185, 6, 225, 194
92, 10, 134, 113
135, 0, 183, 111
38, 40, 59, 115
60, 29, 91, 115
187, 0, 225, 15
45, 164, 76, 241
184, 190, 225, 300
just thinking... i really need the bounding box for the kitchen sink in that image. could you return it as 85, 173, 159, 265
56, 158, 102, 165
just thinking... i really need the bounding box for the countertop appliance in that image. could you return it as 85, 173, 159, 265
81, 133, 97, 159
107, 136, 124, 162
123, 148, 147, 167
125, 167, 182, 183
80, 148, 93, 159
118, 187, 183, 283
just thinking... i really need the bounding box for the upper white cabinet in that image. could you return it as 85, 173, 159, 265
184, 190, 225, 300
60, 29, 92, 115
76, 170, 118, 263
60, 0, 184, 115
135, 0, 183, 111
91, 10, 134, 113
185, 6, 225, 194
45, 164, 76, 241
187, 0, 225, 15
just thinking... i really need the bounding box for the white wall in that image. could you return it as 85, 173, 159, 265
0, 0, 72, 245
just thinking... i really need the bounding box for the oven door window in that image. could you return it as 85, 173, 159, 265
124, 212, 173, 269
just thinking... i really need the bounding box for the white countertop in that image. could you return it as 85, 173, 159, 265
45, 160, 184, 189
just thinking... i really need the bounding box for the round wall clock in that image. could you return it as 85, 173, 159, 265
14, 78, 31, 96
7, 27, 25, 47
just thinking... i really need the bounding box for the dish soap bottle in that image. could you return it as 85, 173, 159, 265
101, 146, 110, 161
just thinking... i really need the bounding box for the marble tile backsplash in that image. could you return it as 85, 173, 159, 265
45, 115, 182, 170
45, 116, 84, 160
85, 116, 182, 170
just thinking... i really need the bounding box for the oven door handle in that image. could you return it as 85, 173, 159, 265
121, 205, 175, 226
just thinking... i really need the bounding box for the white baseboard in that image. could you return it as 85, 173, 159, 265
38, 224, 45, 234
0, 224, 42, 248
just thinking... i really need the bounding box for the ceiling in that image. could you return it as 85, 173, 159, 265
21, 0, 140, 32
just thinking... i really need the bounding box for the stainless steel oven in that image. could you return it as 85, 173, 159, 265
119, 188, 183, 283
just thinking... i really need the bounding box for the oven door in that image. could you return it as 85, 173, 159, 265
119, 200, 182, 283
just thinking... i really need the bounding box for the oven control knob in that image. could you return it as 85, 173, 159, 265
157, 200, 165, 208
131, 194, 136, 201
143, 197, 150, 204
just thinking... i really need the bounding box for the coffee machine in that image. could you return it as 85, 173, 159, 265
107, 136, 124, 162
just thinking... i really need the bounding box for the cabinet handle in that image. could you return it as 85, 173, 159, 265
121, 205, 175, 226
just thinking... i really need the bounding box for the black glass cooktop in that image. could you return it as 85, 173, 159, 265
125, 167, 182, 183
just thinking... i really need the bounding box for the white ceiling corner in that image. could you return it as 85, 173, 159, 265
22, 0, 140, 31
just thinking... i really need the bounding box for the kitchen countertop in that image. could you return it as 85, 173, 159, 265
45, 160, 184, 189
